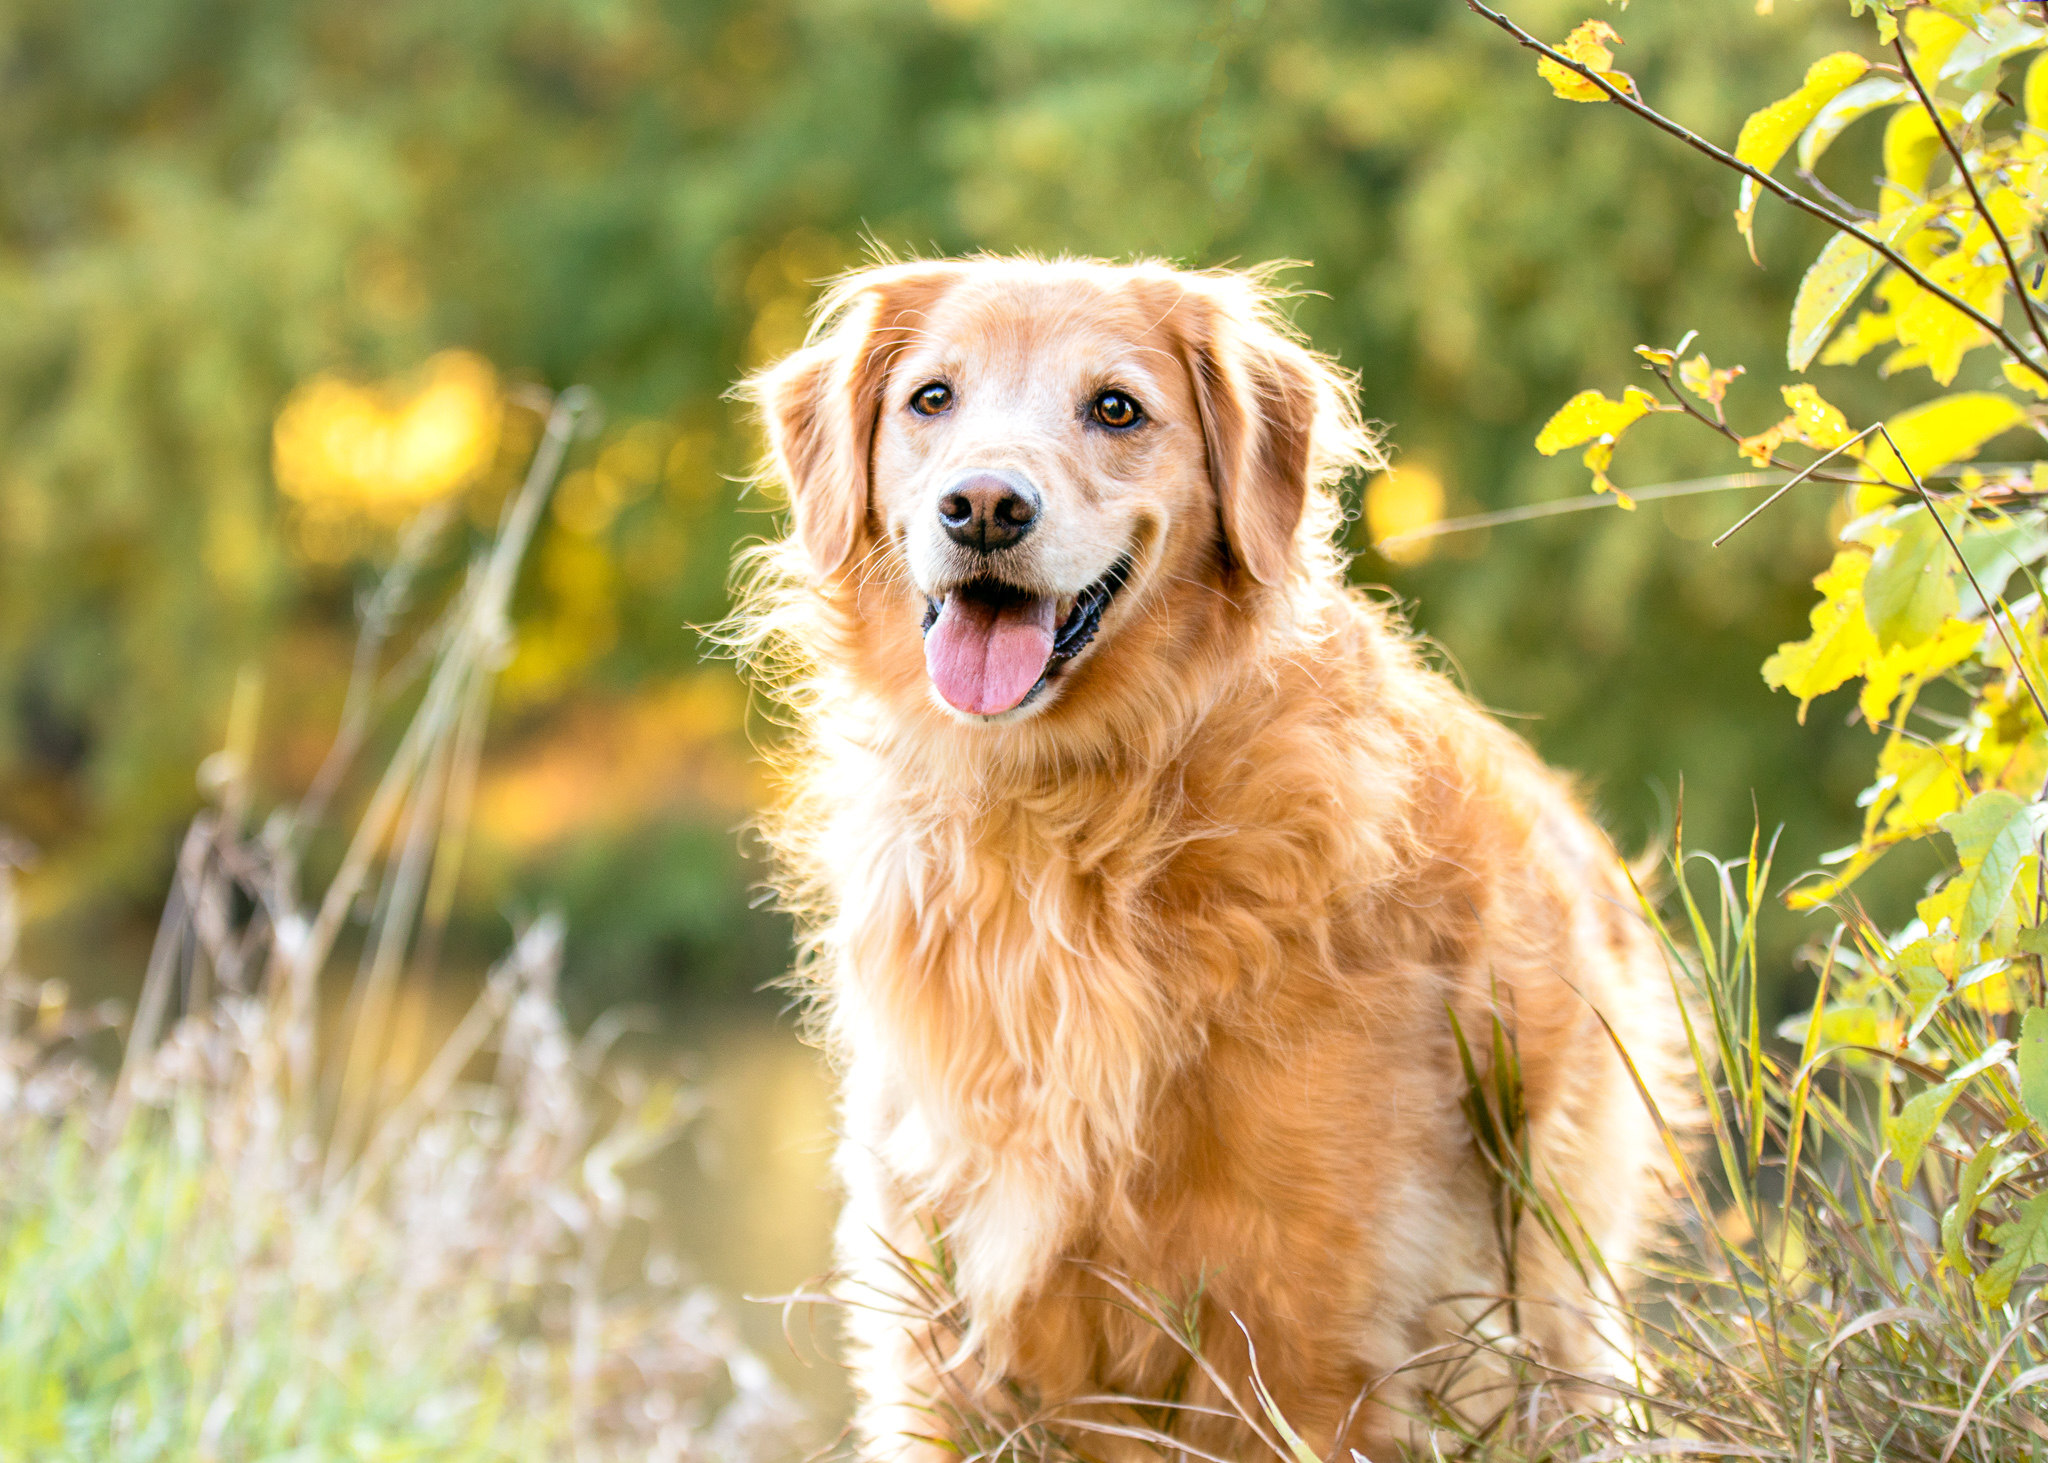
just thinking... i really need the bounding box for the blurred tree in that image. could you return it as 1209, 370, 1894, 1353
0, 0, 1877, 1009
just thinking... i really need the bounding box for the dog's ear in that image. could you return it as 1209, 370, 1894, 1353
1178, 283, 1364, 586
745, 267, 948, 579
746, 290, 889, 579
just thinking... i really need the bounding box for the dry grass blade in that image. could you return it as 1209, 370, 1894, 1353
0, 384, 809, 1462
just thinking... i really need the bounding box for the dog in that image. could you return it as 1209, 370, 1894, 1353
737, 256, 1685, 1459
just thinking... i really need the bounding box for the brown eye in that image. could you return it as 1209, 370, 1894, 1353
911, 382, 952, 416
1091, 390, 1141, 429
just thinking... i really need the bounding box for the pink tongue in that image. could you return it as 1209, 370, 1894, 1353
924, 592, 1057, 715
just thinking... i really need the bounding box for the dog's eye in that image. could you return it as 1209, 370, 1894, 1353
910, 382, 953, 416
1091, 391, 1141, 429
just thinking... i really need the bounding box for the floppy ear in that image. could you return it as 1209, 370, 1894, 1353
746, 290, 891, 579
1180, 291, 1349, 587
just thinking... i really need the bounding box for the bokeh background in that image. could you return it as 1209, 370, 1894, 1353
2, 0, 1907, 1404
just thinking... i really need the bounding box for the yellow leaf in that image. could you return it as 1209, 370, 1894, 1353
1737, 52, 1875, 173
1534, 386, 1661, 454
2004, 359, 2048, 398
1538, 20, 1637, 103
1881, 103, 1950, 214
1798, 76, 1913, 173
1870, 220, 2010, 385
1870, 736, 1971, 842
1895, 290, 1995, 387
1782, 383, 1853, 448
1860, 617, 1982, 725
1862, 393, 2031, 485
1763, 549, 1879, 720
1821, 307, 1900, 367
1903, 9, 1972, 79
2028, 50, 2048, 150
1734, 52, 1873, 253
1738, 384, 1853, 467
1678, 353, 1744, 409
1737, 420, 1790, 467
1582, 440, 1637, 507
1787, 848, 1887, 909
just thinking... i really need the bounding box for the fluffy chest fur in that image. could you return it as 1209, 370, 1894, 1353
807, 619, 1453, 1356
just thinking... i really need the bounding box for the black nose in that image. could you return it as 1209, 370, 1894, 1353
938, 470, 1040, 552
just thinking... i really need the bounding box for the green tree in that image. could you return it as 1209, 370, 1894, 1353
0, 0, 1864, 1005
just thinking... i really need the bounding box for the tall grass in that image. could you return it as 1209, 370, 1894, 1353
1420, 832, 2048, 1462
0, 388, 806, 1462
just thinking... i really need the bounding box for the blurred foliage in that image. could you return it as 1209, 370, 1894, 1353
0, 0, 1885, 1011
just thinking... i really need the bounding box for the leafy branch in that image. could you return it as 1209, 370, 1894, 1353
1465, 0, 2048, 388
1891, 33, 2048, 362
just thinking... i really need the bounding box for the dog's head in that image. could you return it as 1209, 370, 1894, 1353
744, 257, 1373, 730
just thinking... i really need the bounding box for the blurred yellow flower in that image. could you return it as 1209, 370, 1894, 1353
273, 351, 503, 519
1363, 465, 1445, 565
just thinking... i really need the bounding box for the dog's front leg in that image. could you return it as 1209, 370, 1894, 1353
832, 1143, 988, 1463
836, 1285, 977, 1463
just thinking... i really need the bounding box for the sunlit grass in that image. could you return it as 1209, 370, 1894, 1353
0, 387, 806, 1463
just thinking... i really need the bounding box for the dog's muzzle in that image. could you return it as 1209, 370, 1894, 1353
920, 555, 1133, 717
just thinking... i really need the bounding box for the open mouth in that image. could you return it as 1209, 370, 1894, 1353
920, 556, 1133, 716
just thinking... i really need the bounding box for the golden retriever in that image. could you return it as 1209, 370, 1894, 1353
737, 256, 1684, 1460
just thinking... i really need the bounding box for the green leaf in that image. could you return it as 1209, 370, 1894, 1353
1935, 791, 2048, 947
1978, 1190, 2048, 1305
1788, 204, 1937, 372
1886, 1042, 2010, 1185
1863, 509, 1958, 649
2021, 1009, 2048, 1131
1886, 1078, 1964, 1185
1957, 522, 2048, 614
1943, 1142, 1997, 1272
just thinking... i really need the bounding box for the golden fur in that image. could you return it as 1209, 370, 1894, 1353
736, 257, 1684, 1459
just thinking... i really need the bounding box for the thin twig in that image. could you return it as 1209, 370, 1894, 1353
1638, 354, 1888, 498
1893, 36, 2048, 364
1883, 422, 2048, 729
1464, 0, 2048, 388
1714, 422, 1883, 546
1375, 472, 1778, 551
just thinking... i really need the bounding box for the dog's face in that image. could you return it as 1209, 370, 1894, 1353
749, 259, 1362, 728
871, 273, 1203, 718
